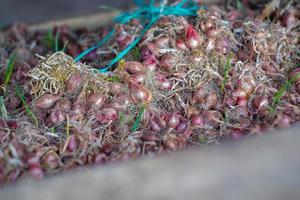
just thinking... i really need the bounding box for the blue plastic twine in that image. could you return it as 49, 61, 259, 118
74, 0, 201, 73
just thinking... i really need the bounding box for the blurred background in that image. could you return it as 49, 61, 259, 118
0, 0, 272, 26
0, 0, 133, 25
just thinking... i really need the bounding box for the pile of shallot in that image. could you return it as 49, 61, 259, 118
0, 0, 299, 184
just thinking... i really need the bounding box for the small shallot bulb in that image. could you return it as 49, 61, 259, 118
150, 119, 162, 132
200, 20, 206, 32
155, 73, 166, 82
167, 113, 180, 129
231, 129, 244, 140
132, 73, 146, 84
141, 45, 152, 59
183, 129, 192, 138
0, 130, 6, 141
176, 39, 189, 51
192, 86, 205, 104
204, 18, 214, 30
98, 108, 118, 123
262, 63, 278, 74
158, 16, 172, 27
176, 122, 187, 133
281, 12, 296, 27
289, 68, 300, 84
277, 114, 292, 128
160, 53, 177, 70
55, 98, 72, 111
295, 83, 300, 94
50, 109, 65, 124
240, 119, 251, 129
71, 101, 86, 121
36, 94, 60, 109
227, 10, 242, 21
203, 110, 222, 127
207, 29, 220, 38
7, 169, 20, 182
177, 16, 189, 30
215, 37, 230, 54
289, 68, 300, 94
129, 82, 152, 104
87, 93, 106, 108
67, 73, 85, 92
237, 49, 247, 61
159, 120, 167, 130
0, 169, 4, 182
43, 153, 59, 170
204, 92, 218, 110
155, 36, 170, 48
117, 34, 132, 49
237, 97, 248, 107
29, 166, 44, 179
239, 77, 256, 95
163, 134, 178, 151
67, 135, 77, 152
207, 6, 222, 19
109, 94, 130, 110
94, 153, 107, 164
142, 133, 159, 142
185, 25, 202, 49
109, 83, 124, 95
142, 57, 158, 71
27, 155, 39, 166
124, 61, 145, 74
206, 39, 215, 52
190, 114, 204, 126
145, 42, 160, 57
11, 138, 24, 157
225, 95, 237, 106
159, 79, 173, 90
156, 73, 173, 90
233, 88, 248, 106
252, 96, 268, 111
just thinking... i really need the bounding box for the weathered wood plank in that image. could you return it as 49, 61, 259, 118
1, 126, 300, 200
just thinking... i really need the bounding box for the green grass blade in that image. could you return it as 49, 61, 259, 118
119, 112, 125, 125
270, 72, 300, 111
4, 52, 17, 88
221, 56, 232, 93
45, 28, 55, 50
236, 0, 244, 11
106, 75, 121, 82
131, 47, 141, 60
55, 29, 60, 52
15, 86, 39, 126
0, 96, 8, 119
131, 105, 145, 133
62, 40, 69, 52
